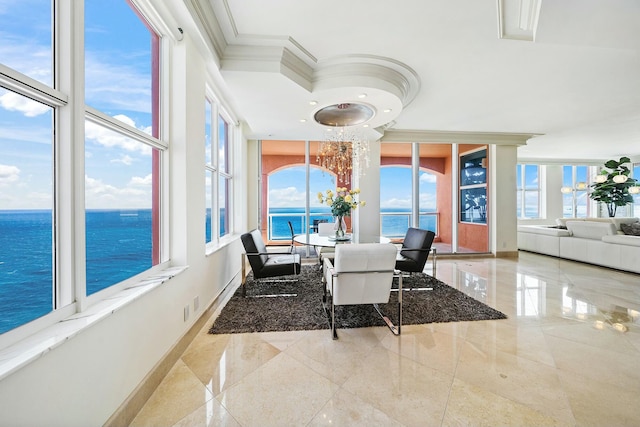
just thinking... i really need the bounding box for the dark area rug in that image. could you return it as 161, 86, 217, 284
209, 265, 507, 334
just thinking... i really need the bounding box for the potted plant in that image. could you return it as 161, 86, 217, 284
589, 156, 638, 217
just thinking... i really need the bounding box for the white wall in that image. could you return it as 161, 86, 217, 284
0, 33, 245, 427
490, 145, 519, 254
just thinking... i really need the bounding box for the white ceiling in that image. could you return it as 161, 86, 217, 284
183, 0, 640, 161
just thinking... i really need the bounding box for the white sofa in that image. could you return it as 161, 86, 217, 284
518, 218, 640, 274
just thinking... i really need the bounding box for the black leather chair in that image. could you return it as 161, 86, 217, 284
395, 228, 436, 277
240, 229, 301, 297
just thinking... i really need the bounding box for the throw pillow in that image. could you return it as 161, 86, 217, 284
620, 222, 640, 236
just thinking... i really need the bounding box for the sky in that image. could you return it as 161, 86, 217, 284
0, 0, 155, 210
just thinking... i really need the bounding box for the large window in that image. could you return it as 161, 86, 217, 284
0, 1, 55, 335
0, 0, 167, 337
562, 165, 592, 218
0, 90, 54, 334
205, 95, 234, 245
84, 0, 162, 295
516, 164, 540, 219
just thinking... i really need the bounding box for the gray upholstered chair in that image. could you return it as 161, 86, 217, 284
322, 243, 401, 339
240, 229, 301, 297
395, 227, 436, 278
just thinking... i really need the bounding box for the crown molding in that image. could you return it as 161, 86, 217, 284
314, 55, 420, 108
381, 129, 537, 145
183, 0, 227, 64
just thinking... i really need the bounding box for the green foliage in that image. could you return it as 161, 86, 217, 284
589, 157, 637, 217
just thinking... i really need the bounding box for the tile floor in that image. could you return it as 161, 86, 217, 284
130, 252, 640, 426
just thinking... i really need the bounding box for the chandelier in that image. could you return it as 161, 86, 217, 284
314, 103, 373, 185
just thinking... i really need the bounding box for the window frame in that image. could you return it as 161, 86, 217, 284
205, 90, 235, 249
0, 0, 175, 347
516, 164, 541, 219
82, 0, 168, 304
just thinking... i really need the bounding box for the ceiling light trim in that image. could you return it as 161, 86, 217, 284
497, 0, 541, 42
381, 129, 537, 145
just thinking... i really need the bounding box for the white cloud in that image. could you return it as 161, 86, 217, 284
0, 91, 50, 117
111, 154, 134, 165
0, 30, 52, 86
85, 174, 150, 209
84, 53, 152, 114
129, 174, 152, 186
268, 186, 306, 207
0, 164, 20, 186
381, 196, 411, 209
420, 172, 437, 184
85, 117, 152, 155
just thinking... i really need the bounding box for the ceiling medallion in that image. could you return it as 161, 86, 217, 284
313, 103, 374, 127
315, 103, 372, 185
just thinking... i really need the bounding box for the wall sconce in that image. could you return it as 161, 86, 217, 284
630, 186, 640, 195
613, 174, 629, 184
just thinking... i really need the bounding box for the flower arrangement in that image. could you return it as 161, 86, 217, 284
317, 187, 365, 217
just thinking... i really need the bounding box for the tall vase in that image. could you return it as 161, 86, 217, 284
334, 216, 346, 238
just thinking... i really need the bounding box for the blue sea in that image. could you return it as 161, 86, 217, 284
1, 209, 154, 335
0, 207, 435, 335
269, 207, 437, 240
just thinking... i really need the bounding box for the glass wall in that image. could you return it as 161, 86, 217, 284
378, 142, 487, 254
262, 140, 335, 243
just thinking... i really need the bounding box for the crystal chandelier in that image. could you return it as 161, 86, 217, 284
316, 127, 370, 185
314, 103, 372, 185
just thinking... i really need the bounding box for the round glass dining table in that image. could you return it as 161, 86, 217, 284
293, 233, 391, 247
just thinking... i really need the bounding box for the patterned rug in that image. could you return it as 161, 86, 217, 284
209, 265, 507, 334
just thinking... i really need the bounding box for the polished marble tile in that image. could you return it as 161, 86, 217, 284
130, 254, 640, 427
443, 378, 573, 427
455, 340, 575, 424
379, 324, 465, 375
284, 327, 386, 385
341, 346, 454, 426
557, 369, 640, 427
130, 359, 214, 427
181, 332, 281, 395
171, 400, 241, 427
308, 388, 404, 427
216, 352, 340, 426
465, 320, 556, 367
546, 334, 640, 389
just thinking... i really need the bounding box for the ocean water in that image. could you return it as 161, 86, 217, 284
269, 207, 437, 239
1, 207, 436, 335
0, 209, 154, 335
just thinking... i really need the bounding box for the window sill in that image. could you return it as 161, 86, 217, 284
205, 233, 240, 257
0, 265, 188, 382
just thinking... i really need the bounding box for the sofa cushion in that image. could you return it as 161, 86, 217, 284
518, 225, 571, 237
566, 221, 617, 239
620, 222, 640, 236
556, 218, 585, 227
602, 234, 640, 247
610, 217, 640, 231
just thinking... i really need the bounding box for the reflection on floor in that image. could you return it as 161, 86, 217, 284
130, 252, 640, 427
